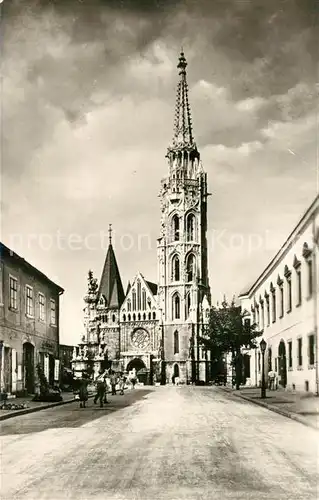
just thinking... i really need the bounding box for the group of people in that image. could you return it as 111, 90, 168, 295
76, 370, 127, 409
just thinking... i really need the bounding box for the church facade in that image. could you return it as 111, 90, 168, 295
72, 52, 212, 384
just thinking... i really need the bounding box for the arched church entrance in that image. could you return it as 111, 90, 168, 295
126, 358, 148, 385
23, 342, 35, 393
172, 363, 179, 384
278, 340, 287, 388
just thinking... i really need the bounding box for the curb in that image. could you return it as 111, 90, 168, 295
218, 387, 318, 431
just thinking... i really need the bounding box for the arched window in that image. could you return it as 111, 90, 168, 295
148, 312, 152, 320
172, 255, 180, 282
186, 254, 196, 282
147, 297, 151, 309
138, 313, 141, 320
186, 213, 196, 241
185, 292, 191, 318
133, 313, 136, 321
127, 299, 131, 312
143, 312, 146, 320
137, 280, 141, 310
142, 289, 146, 310
153, 312, 156, 320
123, 314, 126, 322
132, 290, 136, 311
174, 330, 179, 354
172, 215, 180, 241
128, 313, 131, 321
112, 314, 116, 322
172, 293, 181, 320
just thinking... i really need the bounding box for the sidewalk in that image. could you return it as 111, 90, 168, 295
0, 391, 77, 421
219, 386, 319, 430
0, 385, 131, 422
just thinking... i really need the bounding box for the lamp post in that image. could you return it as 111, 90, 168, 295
260, 338, 267, 399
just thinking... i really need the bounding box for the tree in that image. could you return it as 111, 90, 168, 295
200, 297, 262, 389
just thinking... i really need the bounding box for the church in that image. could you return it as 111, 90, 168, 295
72, 52, 212, 385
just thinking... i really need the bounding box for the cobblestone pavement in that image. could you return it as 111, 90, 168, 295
1, 386, 318, 500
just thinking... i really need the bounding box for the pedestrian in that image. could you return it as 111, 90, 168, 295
268, 370, 275, 390
94, 375, 107, 407
79, 378, 89, 408
110, 371, 117, 395
118, 372, 125, 395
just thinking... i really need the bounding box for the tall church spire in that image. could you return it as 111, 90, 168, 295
171, 51, 194, 150
98, 233, 125, 309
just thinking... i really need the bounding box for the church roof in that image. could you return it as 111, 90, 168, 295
146, 280, 158, 296
98, 243, 125, 309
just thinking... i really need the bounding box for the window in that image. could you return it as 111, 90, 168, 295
186, 254, 196, 282
112, 314, 116, 322
260, 301, 264, 329
185, 292, 191, 318
268, 348, 272, 371
288, 341, 292, 368
270, 285, 276, 323
297, 338, 302, 367
132, 290, 136, 311
307, 259, 313, 298
286, 274, 292, 312
137, 281, 141, 310
127, 299, 131, 312
142, 289, 146, 310
9, 276, 18, 310
279, 284, 284, 318
174, 330, 179, 354
172, 293, 180, 320
153, 312, 156, 320
147, 297, 151, 309
308, 334, 315, 366
172, 255, 180, 282
265, 294, 270, 326
296, 267, 302, 306
123, 314, 126, 322
26, 285, 34, 317
172, 215, 180, 241
186, 213, 196, 241
50, 299, 56, 325
39, 293, 46, 321
256, 305, 259, 327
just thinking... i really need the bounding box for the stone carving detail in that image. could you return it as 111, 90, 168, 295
131, 328, 150, 350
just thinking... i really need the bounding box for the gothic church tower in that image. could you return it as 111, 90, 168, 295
157, 52, 211, 384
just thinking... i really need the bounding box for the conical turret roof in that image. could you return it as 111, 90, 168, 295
98, 242, 125, 310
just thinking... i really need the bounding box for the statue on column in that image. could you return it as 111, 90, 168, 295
83, 345, 88, 358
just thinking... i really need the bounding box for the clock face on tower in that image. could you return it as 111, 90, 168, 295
131, 328, 150, 350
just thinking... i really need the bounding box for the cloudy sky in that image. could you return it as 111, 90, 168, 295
2, 0, 318, 344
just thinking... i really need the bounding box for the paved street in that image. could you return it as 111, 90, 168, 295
1, 386, 318, 500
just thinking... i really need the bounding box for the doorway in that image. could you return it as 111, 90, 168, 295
23, 343, 35, 393
278, 340, 287, 388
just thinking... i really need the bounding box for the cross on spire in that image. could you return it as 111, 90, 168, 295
108, 224, 112, 245
172, 50, 194, 149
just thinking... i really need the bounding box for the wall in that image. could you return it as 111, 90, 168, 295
0, 250, 62, 394
241, 205, 318, 393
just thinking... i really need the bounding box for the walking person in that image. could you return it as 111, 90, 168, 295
79, 377, 89, 409
94, 374, 107, 407
268, 370, 275, 390
110, 371, 117, 396
118, 372, 125, 395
